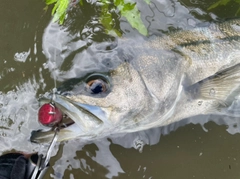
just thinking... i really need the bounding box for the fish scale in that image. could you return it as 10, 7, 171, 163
31, 18, 240, 143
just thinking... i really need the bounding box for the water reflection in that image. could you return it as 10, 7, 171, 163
1, 0, 240, 178
40, 0, 240, 177
49, 115, 240, 178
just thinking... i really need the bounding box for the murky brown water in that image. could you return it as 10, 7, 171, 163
1, 0, 240, 178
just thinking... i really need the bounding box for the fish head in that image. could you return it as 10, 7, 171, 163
31, 61, 157, 143
31, 35, 186, 143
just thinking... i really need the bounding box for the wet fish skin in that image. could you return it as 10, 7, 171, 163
31, 18, 240, 143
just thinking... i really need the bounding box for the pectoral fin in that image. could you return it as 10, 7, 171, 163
186, 63, 240, 115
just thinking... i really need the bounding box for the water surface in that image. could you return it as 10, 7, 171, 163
0, 0, 240, 178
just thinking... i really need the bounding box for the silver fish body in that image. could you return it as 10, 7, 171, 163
31, 18, 240, 143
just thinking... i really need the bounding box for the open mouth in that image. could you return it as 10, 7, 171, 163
30, 93, 106, 143
30, 112, 76, 143
58, 114, 75, 129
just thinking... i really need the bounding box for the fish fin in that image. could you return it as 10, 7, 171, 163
222, 99, 240, 117
187, 63, 240, 110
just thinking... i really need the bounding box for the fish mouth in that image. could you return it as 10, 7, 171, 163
30, 93, 109, 143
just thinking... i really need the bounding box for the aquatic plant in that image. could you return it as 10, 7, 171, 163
45, 0, 148, 36
46, 0, 69, 24
208, 0, 240, 14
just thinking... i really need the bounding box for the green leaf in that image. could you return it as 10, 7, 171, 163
100, 2, 122, 36
114, 0, 148, 36
208, 0, 231, 10
51, 0, 59, 16
46, 0, 148, 35
46, 0, 57, 5
50, 0, 69, 24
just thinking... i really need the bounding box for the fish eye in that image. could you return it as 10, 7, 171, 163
87, 79, 107, 94
85, 74, 109, 94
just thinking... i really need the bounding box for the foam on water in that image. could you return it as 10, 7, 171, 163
0, 78, 43, 154
14, 49, 31, 63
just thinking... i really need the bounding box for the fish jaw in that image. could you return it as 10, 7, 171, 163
31, 124, 85, 143
30, 94, 112, 143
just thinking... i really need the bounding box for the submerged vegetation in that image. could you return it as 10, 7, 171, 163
46, 0, 69, 24
45, 0, 148, 36
45, 0, 240, 36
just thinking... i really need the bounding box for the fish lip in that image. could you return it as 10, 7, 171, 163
30, 93, 108, 143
